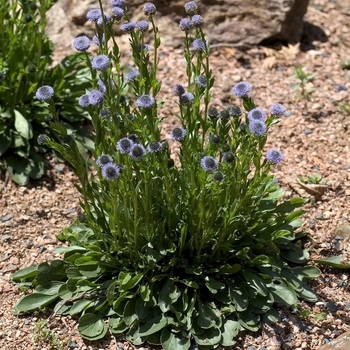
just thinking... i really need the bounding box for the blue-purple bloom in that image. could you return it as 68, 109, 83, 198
37, 134, 48, 145
121, 21, 136, 33
138, 44, 151, 52
232, 81, 252, 98
266, 149, 284, 164
93, 34, 105, 45
143, 2, 156, 16
96, 154, 113, 167
170, 127, 187, 142
73, 36, 90, 51
192, 38, 205, 51
248, 119, 267, 136
270, 103, 286, 116
179, 18, 192, 31
184, 1, 198, 15
147, 141, 163, 153
129, 144, 147, 161
101, 163, 121, 180
111, 0, 124, 8
117, 137, 134, 153
79, 94, 90, 107
191, 14, 203, 28
111, 6, 124, 21
92, 55, 110, 71
97, 79, 107, 93
226, 106, 242, 117
136, 20, 149, 32
180, 92, 194, 105
97, 14, 111, 27
173, 84, 185, 96
86, 9, 102, 22
125, 70, 140, 82
88, 90, 104, 105
35, 85, 54, 101
137, 94, 155, 108
247, 107, 266, 121
200, 156, 218, 172
195, 75, 207, 87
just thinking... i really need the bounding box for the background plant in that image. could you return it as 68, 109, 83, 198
0, 0, 92, 185
13, 1, 320, 348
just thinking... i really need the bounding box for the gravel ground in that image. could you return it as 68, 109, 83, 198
1, 1, 350, 349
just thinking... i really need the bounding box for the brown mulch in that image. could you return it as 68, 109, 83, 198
1, 0, 350, 349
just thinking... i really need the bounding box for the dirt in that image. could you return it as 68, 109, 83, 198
1, 0, 350, 349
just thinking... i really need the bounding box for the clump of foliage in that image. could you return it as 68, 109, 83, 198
13, 1, 320, 348
0, 0, 92, 185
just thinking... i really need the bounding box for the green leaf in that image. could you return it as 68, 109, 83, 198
221, 318, 240, 346
314, 256, 350, 269
161, 327, 190, 350
109, 317, 128, 336
78, 314, 108, 341
0, 133, 11, 156
14, 293, 59, 314
138, 314, 167, 337
12, 266, 37, 282
242, 271, 269, 297
14, 110, 33, 139
119, 273, 144, 292
204, 277, 225, 294
270, 281, 298, 307
261, 307, 280, 325
37, 260, 67, 284
6, 155, 30, 185
227, 282, 249, 312
69, 300, 94, 315
35, 281, 64, 295
237, 310, 261, 332
192, 327, 221, 346
197, 302, 221, 329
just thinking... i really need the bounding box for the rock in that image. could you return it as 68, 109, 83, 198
335, 222, 350, 238
318, 330, 350, 350
46, 0, 310, 53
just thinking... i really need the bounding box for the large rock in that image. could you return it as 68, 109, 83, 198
46, 0, 309, 52
318, 330, 350, 350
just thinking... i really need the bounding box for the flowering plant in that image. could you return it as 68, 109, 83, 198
13, 1, 320, 348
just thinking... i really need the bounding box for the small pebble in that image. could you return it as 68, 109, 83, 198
315, 213, 324, 220
55, 165, 65, 172
324, 338, 332, 343
39, 246, 47, 254
1, 234, 11, 241
304, 128, 313, 135
1, 215, 13, 222
277, 66, 285, 71
345, 302, 350, 309
247, 347, 257, 350
337, 279, 347, 287
313, 165, 320, 171
309, 219, 316, 227
260, 347, 267, 350
316, 301, 325, 306
321, 52, 329, 57
334, 235, 344, 240
68, 341, 78, 349
285, 111, 293, 117
325, 301, 338, 310
336, 84, 347, 92
323, 211, 332, 219
24, 319, 30, 325
324, 277, 330, 282
343, 165, 350, 170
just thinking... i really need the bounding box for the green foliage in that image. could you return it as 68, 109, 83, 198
33, 320, 64, 350
339, 102, 350, 115
290, 65, 316, 104
13, 1, 320, 348
0, 0, 92, 185
315, 256, 350, 269
298, 174, 326, 185
340, 58, 350, 70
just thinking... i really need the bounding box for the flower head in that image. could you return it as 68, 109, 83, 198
79, 94, 90, 107
270, 103, 286, 116
86, 9, 102, 22
37, 134, 48, 145
117, 137, 134, 153
73, 36, 90, 51
97, 79, 107, 93
219, 110, 230, 119
209, 134, 220, 144
111, 0, 124, 8
97, 14, 111, 27
232, 81, 251, 98
88, 90, 104, 105
111, 7, 124, 21
125, 70, 140, 82
180, 92, 194, 105
226, 106, 242, 117
92, 55, 110, 71
143, 2, 156, 16
248, 119, 267, 136
137, 94, 155, 109
179, 18, 192, 31
184, 1, 198, 15
147, 141, 163, 153
93, 34, 105, 45
213, 171, 224, 182
121, 21, 136, 33
266, 149, 284, 164
191, 14, 203, 28
101, 163, 121, 180
201, 156, 218, 172
136, 20, 149, 33
208, 107, 219, 118
129, 144, 147, 161
96, 154, 113, 167
195, 75, 207, 87
173, 84, 185, 96
192, 38, 205, 51
35, 85, 54, 101
138, 44, 151, 52
223, 151, 235, 163
247, 107, 266, 121
128, 134, 139, 142
170, 127, 187, 142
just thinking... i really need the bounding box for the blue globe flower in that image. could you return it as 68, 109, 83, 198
179, 18, 192, 31
247, 107, 266, 121
35, 85, 54, 101
143, 2, 156, 16
88, 90, 104, 105
170, 127, 187, 142
173, 84, 185, 96
129, 144, 147, 161
86, 9, 102, 22
111, 0, 124, 8
137, 95, 155, 109
248, 120, 267, 136
191, 14, 203, 28
111, 7, 124, 21
121, 21, 136, 33
73, 36, 90, 51
96, 154, 113, 167
117, 137, 134, 153
195, 75, 207, 87
125, 70, 140, 82
184, 1, 198, 15
192, 38, 205, 51
270, 103, 286, 116
232, 81, 251, 98
266, 149, 284, 164
136, 20, 149, 33
79, 94, 90, 107
180, 92, 194, 105
92, 55, 110, 71
101, 163, 121, 180
200, 156, 218, 172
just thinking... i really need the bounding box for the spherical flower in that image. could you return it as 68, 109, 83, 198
129, 144, 147, 161
213, 171, 224, 183
79, 94, 90, 107
208, 107, 219, 118
111, 0, 124, 7
209, 134, 220, 144
101, 163, 121, 180
270, 103, 286, 116
97, 79, 107, 93
170, 127, 187, 142
121, 21, 136, 33
91, 55, 110, 71
137, 44, 151, 52
143, 2, 156, 16
62, 135, 74, 143
111, 6, 124, 21
125, 70, 140, 82
226, 106, 242, 117
147, 141, 163, 153
191, 14, 203, 28
37, 134, 48, 145
137, 94, 155, 109
117, 137, 134, 153
221, 144, 231, 152
97, 14, 111, 27
93, 34, 105, 45
173, 84, 185, 96
266, 148, 284, 164
232, 81, 252, 98
73, 36, 90, 51
192, 38, 205, 51
195, 75, 207, 87
200, 156, 218, 172
86, 8, 102, 22
247, 107, 266, 121
88, 90, 104, 105
223, 151, 235, 163
136, 20, 149, 32
179, 18, 192, 31
180, 92, 194, 105
184, 1, 198, 15
96, 154, 113, 167
248, 120, 267, 136
35, 85, 54, 101
99, 108, 110, 118
219, 110, 230, 119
